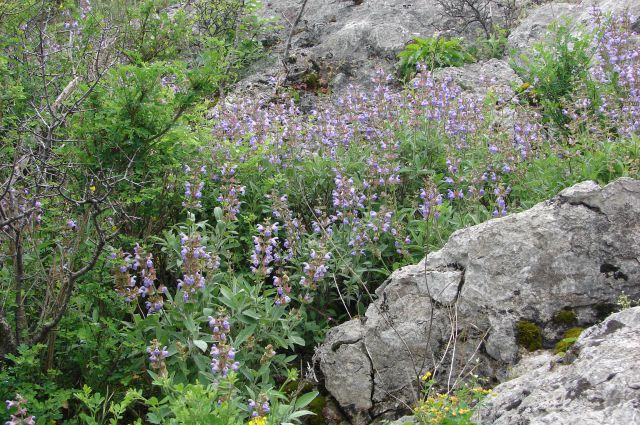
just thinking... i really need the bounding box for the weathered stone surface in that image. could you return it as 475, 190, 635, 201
246, 0, 444, 92
508, 0, 640, 52
507, 2, 580, 52
315, 178, 640, 423
433, 59, 522, 102
474, 307, 640, 425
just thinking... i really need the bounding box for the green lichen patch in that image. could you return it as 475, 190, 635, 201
516, 320, 543, 352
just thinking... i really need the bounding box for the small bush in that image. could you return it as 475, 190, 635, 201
398, 36, 475, 80
511, 20, 594, 129
469, 27, 509, 60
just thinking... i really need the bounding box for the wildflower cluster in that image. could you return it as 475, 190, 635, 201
61, 0, 90, 32
590, 9, 640, 137
214, 165, 245, 220
147, 339, 169, 378
271, 194, 305, 261
209, 315, 240, 378
112, 250, 140, 302
210, 343, 240, 378
250, 222, 280, 276
0, 189, 44, 233
247, 395, 270, 423
419, 187, 443, 221
414, 382, 492, 425
4, 395, 35, 425
272, 273, 292, 305
177, 232, 220, 301
299, 248, 331, 299
111, 245, 167, 313
183, 165, 207, 209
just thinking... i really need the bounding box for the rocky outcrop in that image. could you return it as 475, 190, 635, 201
315, 178, 640, 424
245, 0, 444, 93
508, 0, 640, 52
474, 306, 640, 425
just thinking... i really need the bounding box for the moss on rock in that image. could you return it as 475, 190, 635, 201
554, 327, 584, 354
553, 309, 577, 325
516, 320, 543, 351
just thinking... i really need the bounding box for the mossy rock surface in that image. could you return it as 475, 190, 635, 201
553, 309, 577, 325
516, 320, 543, 351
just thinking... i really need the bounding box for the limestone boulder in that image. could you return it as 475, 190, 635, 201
474, 306, 640, 425
315, 178, 640, 423
508, 0, 640, 53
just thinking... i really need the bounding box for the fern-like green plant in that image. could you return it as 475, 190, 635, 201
398, 36, 475, 81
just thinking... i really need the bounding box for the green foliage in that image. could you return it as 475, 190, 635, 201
75, 385, 144, 425
511, 20, 594, 129
0, 345, 74, 422
469, 27, 509, 60
554, 327, 583, 354
516, 320, 543, 352
398, 36, 475, 80
141, 372, 316, 425
413, 375, 491, 425
2, 6, 640, 424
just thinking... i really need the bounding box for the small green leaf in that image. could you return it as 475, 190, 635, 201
294, 391, 319, 409
193, 339, 208, 352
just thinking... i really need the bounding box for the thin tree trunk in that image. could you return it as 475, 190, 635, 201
45, 328, 57, 372
282, 0, 309, 71
13, 232, 26, 345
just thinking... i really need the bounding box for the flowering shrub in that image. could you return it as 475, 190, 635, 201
4, 395, 35, 425
2, 3, 640, 424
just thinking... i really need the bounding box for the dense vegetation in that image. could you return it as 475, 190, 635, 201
1, 1, 638, 424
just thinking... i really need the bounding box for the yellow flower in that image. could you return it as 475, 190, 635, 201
248, 417, 267, 425
420, 371, 432, 381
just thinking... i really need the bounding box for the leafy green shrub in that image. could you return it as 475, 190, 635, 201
511, 20, 594, 129
75, 385, 144, 425
469, 27, 509, 60
0, 345, 74, 422
398, 36, 475, 80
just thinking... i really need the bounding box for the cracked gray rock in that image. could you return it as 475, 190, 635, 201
242, 0, 445, 94
473, 306, 640, 425
315, 178, 640, 424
